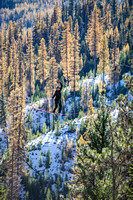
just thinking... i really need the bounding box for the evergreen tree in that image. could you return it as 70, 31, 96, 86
12, 21, 18, 41
0, 33, 5, 96
98, 33, 109, 86
47, 57, 58, 130
50, 23, 61, 63
110, 26, 120, 96
37, 38, 48, 90
111, 0, 119, 22
6, 87, 26, 199
0, 91, 7, 128
86, 2, 102, 77
81, 76, 91, 112
56, 176, 60, 192
69, 0, 74, 19
18, 18, 23, 40
10, 39, 19, 91
70, 38, 80, 117
8, 21, 13, 45
61, 0, 65, 23
53, 2, 59, 24
3, 23, 7, 51
104, 3, 112, 31
68, 16, 73, 34
46, 188, 52, 200
26, 29, 35, 98
42, 122, 47, 134
17, 37, 25, 87
62, 147, 65, 162
61, 22, 73, 86
46, 149, 51, 168
39, 154, 43, 168
55, 119, 61, 136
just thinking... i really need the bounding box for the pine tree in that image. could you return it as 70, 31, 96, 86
74, 20, 80, 41
86, 2, 102, 77
55, 119, 61, 136
56, 176, 60, 192
48, 38, 53, 59
42, 122, 47, 134
68, 16, 73, 34
6, 87, 26, 200
8, 20, 13, 45
69, 0, 74, 19
81, 76, 91, 112
37, 38, 48, 89
23, 31, 27, 54
46, 188, 52, 200
12, 21, 18, 41
26, 29, 35, 98
39, 154, 42, 167
46, 149, 51, 168
10, 39, 19, 91
45, 89, 51, 128
61, 0, 65, 23
17, 37, 25, 87
53, 2, 60, 24
50, 23, 61, 63
4, 37, 12, 97
0, 91, 7, 128
98, 33, 109, 86
62, 147, 66, 162
129, 7, 133, 50
70, 37, 80, 116
105, 4, 112, 31
110, 26, 120, 96
3, 23, 7, 51
111, 0, 119, 22
47, 57, 58, 95
47, 57, 58, 130
61, 22, 73, 85
18, 18, 23, 40
0, 33, 5, 96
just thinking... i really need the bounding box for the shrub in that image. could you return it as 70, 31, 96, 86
31, 145, 37, 151
78, 110, 85, 118
68, 120, 76, 133
55, 119, 61, 136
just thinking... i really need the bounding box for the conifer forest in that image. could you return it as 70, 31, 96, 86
0, 0, 133, 199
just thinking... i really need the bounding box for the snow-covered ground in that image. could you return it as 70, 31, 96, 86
26, 116, 87, 182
